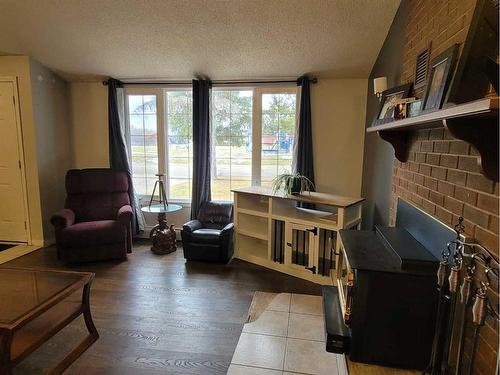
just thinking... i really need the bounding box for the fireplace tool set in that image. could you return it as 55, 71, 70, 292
424, 217, 499, 375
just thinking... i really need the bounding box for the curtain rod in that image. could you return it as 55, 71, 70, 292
102, 78, 317, 86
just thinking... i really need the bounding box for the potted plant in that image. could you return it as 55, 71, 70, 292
271, 173, 315, 196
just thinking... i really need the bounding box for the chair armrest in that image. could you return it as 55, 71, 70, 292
182, 220, 203, 233
117, 205, 133, 225
220, 222, 234, 234
50, 209, 75, 229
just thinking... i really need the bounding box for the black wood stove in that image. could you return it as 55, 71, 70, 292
323, 198, 457, 369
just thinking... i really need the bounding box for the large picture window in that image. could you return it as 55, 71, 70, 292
211, 90, 253, 201
126, 86, 297, 202
127, 94, 158, 196
260, 92, 296, 187
166, 90, 193, 200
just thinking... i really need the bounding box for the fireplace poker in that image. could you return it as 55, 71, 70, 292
440, 241, 463, 374
468, 280, 488, 375
454, 262, 474, 374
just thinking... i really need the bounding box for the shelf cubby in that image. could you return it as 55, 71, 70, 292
237, 212, 268, 240
236, 192, 269, 215
236, 233, 269, 260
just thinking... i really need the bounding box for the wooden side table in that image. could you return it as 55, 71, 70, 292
0, 268, 98, 374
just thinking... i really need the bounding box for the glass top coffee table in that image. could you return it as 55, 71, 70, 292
141, 204, 182, 255
0, 267, 98, 374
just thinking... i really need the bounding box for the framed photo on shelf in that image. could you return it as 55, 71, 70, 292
407, 99, 422, 117
372, 83, 413, 126
421, 44, 459, 113
445, 0, 499, 104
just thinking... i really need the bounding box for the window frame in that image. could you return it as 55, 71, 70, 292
124, 87, 163, 199
210, 86, 254, 201
125, 86, 193, 203
164, 87, 194, 203
251, 86, 299, 187
125, 85, 299, 203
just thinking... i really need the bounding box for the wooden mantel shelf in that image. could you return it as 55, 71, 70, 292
367, 97, 499, 181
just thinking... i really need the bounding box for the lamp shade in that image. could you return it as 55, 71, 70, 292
373, 77, 387, 95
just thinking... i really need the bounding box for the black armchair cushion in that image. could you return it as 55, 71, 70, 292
191, 228, 222, 244
197, 201, 233, 229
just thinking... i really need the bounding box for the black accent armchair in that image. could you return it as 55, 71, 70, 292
181, 201, 234, 263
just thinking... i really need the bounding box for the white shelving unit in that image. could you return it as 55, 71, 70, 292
233, 186, 364, 284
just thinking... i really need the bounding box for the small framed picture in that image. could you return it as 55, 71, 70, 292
394, 102, 407, 120
422, 44, 459, 113
407, 99, 422, 117
393, 98, 417, 119
372, 83, 413, 125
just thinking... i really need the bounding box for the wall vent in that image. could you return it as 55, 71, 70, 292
414, 48, 430, 89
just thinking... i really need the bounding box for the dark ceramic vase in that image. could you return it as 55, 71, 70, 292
291, 177, 302, 195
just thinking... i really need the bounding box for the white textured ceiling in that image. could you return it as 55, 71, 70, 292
0, 0, 400, 81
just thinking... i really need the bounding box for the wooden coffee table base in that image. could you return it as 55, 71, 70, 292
0, 269, 99, 375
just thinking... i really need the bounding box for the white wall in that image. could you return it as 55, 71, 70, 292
312, 78, 368, 197
70, 82, 109, 168
68, 79, 368, 230
29, 59, 72, 244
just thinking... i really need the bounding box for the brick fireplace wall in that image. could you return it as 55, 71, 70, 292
389, 0, 499, 373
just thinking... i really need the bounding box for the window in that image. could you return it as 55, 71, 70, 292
126, 88, 193, 201
260, 92, 296, 187
211, 90, 253, 201
211, 88, 298, 200
126, 86, 297, 202
166, 90, 193, 200
127, 94, 158, 196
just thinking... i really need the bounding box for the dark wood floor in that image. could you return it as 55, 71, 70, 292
4, 240, 321, 374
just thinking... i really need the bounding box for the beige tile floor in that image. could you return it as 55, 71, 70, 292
229, 293, 346, 375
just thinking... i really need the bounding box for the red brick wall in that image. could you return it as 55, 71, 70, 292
390, 0, 499, 373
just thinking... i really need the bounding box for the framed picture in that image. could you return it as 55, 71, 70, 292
422, 44, 459, 113
445, 0, 499, 104
407, 99, 422, 117
372, 83, 412, 125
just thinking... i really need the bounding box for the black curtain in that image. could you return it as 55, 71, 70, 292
191, 79, 212, 219
108, 78, 140, 234
295, 75, 315, 187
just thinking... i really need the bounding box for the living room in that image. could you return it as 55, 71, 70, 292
0, 0, 498, 374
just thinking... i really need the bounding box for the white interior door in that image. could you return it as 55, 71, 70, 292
0, 80, 29, 243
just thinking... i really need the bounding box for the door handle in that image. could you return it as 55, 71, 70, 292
286, 242, 292, 247
305, 266, 316, 274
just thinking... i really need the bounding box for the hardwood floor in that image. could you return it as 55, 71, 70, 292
3, 240, 321, 374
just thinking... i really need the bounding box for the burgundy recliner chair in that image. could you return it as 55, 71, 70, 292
51, 169, 133, 263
